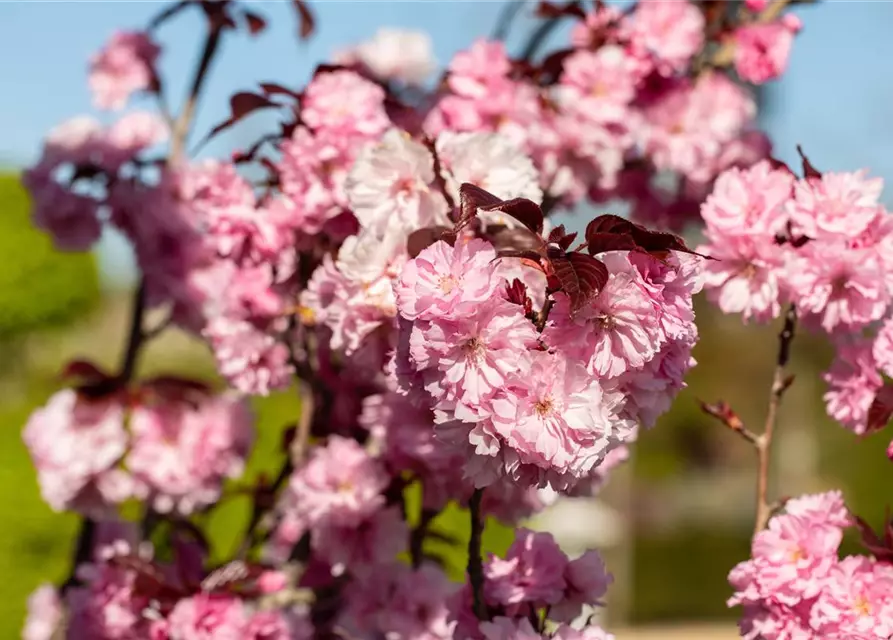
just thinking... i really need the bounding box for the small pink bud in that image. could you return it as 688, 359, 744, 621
745, 0, 769, 11
257, 570, 288, 594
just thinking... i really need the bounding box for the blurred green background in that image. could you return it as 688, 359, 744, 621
2, 170, 892, 637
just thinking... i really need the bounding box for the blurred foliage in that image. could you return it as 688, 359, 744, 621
0, 174, 99, 340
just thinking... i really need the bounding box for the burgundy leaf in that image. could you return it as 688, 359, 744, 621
537, 0, 586, 20
60, 359, 112, 384
407, 226, 454, 258
537, 48, 576, 85
457, 183, 503, 231
505, 279, 534, 317
854, 514, 893, 563
548, 224, 579, 251
867, 383, 893, 434
480, 198, 545, 235
797, 145, 822, 180
585, 214, 706, 258
767, 156, 795, 176
291, 0, 315, 39
207, 92, 279, 139
259, 82, 300, 99
486, 226, 545, 254
200, 0, 238, 30
547, 248, 609, 313
243, 10, 267, 35
497, 248, 548, 266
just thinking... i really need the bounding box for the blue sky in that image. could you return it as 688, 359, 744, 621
2, 1, 892, 285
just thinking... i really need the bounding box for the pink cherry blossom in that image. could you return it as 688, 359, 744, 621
435, 131, 542, 212
166, 594, 246, 640
787, 242, 890, 333
284, 436, 389, 529
699, 230, 788, 323
339, 28, 436, 85
23, 390, 130, 515
479, 617, 544, 640
625, 0, 705, 75
301, 70, 389, 136
557, 46, 641, 122
484, 529, 568, 608
127, 393, 254, 515
410, 298, 539, 408
89, 30, 160, 110
823, 339, 882, 434
544, 260, 665, 378
570, 5, 623, 49
735, 17, 801, 85
23, 585, 61, 640
551, 550, 614, 623
395, 238, 502, 322
245, 610, 313, 640
204, 317, 294, 395
872, 316, 893, 378
447, 39, 511, 98
106, 110, 169, 156
345, 128, 448, 240
700, 160, 793, 235
311, 506, 408, 574
784, 491, 851, 529
810, 556, 893, 639
787, 170, 884, 238
24, 178, 103, 252
746, 0, 770, 10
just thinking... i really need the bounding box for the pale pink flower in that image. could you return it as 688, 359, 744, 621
23, 585, 61, 640
544, 261, 665, 378
312, 506, 408, 574
479, 617, 544, 640
410, 298, 538, 408
736, 602, 817, 640
570, 5, 623, 49
41, 115, 107, 166
127, 393, 254, 515
24, 178, 103, 252
486, 350, 637, 489
447, 39, 511, 98
342, 563, 455, 639
823, 339, 883, 434
285, 436, 389, 529
395, 238, 501, 322
699, 231, 787, 323
787, 243, 889, 333
735, 17, 801, 85
873, 316, 893, 378
626, 0, 705, 74
106, 110, 169, 156
701, 160, 793, 235
485, 529, 568, 607
810, 556, 893, 639
245, 610, 312, 640
345, 129, 449, 239
166, 594, 246, 640
550, 550, 613, 623
557, 46, 641, 121
435, 131, 542, 214
89, 31, 160, 110
785, 491, 851, 528
301, 70, 389, 136
746, 0, 769, 10
787, 170, 884, 239
340, 28, 436, 85
23, 390, 129, 514
204, 317, 293, 395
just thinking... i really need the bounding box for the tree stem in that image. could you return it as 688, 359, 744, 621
468, 488, 488, 620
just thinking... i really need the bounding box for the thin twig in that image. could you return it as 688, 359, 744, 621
492, 0, 526, 41
170, 22, 224, 161
410, 507, 437, 569
699, 399, 760, 446
467, 488, 488, 620
754, 303, 798, 534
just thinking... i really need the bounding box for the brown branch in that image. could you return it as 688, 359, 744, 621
754, 303, 797, 535
410, 507, 438, 569
467, 488, 488, 620
699, 399, 760, 446
170, 22, 224, 161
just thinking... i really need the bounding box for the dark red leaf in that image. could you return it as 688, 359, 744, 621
854, 514, 893, 563
547, 248, 609, 313
243, 10, 266, 35
291, 0, 315, 39
547, 225, 578, 251
867, 383, 893, 434
480, 198, 545, 235
768, 156, 795, 176
486, 226, 545, 254
457, 183, 503, 231
60, 359, 112, 384
585, 214, 705, 258
206, 92, 279, 139
537, 0, 586, 20
537, 48, 576, 85
259, 82, 300, 99
140, 376, 213, 408
200, 0, 238, 30
407, 226, 455, 258
505, 279, 534, 317
796, 145, 822, 180
496, 248, 548, 267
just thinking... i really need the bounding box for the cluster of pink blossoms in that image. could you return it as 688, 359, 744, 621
728, 491, 893, 639
698, 157, 893, 445
18, 0, 816, 638
23, 380, 253, 517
